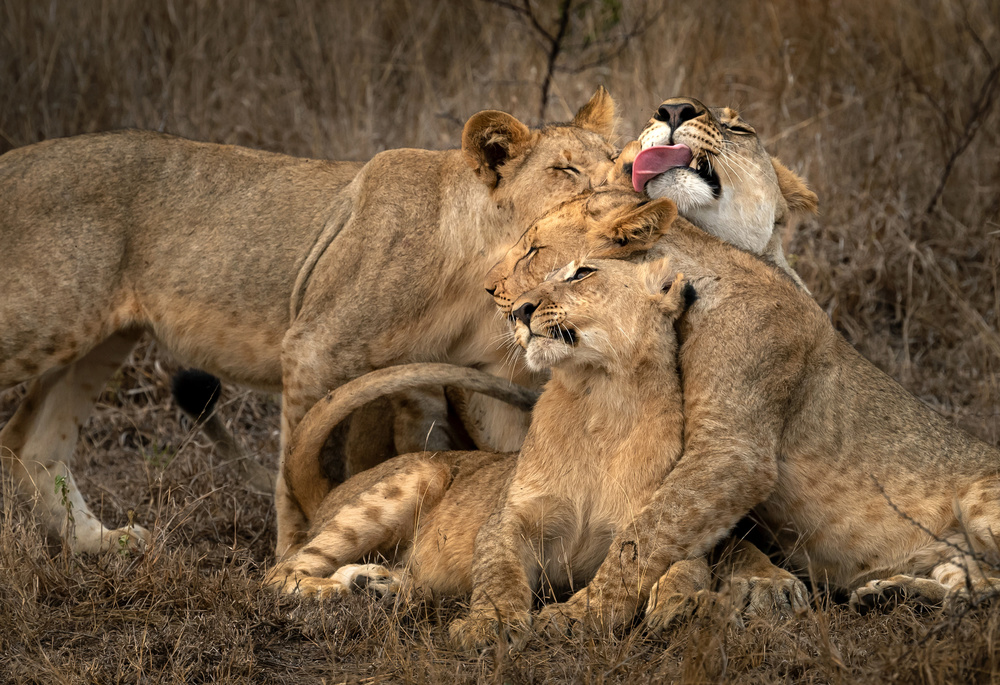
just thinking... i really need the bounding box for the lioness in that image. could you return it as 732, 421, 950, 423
487, 96, 818, 308
178, 97, 819, 533
268, 258, 695, 623
0, 88, 617, 556
483, 190, 1000, 632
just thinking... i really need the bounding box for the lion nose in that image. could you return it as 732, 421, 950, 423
512, 302, 537, 326
654, 100, 701, 130
485, 286, 497, 296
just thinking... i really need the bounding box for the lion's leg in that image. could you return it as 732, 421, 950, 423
456, 390, 531, 452
0, 331, 147, 554
849, 574, 950, 613
449, 504, 539, 652
267, 455, 450, 594
723, 539, 809, 619
274, 359, 345, 557
391, 387, 459, 454
643, 558, 718, 634
342, 397, 397, 478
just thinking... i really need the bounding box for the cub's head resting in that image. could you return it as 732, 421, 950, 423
510, 257, 690, 373
633, 96, 817, 258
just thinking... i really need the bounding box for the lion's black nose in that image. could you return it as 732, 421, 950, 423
485, 286, 497, 296
654, 99, 702, 130
512, 302, 537, 326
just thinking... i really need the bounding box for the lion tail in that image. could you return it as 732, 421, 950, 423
285, 363, 539, 522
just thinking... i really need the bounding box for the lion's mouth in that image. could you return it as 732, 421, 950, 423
632, 144, 721, 198
520, 325, 578, 348
540, 325, 578, 346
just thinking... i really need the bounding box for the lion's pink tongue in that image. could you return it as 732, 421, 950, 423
631, 144, 694, 193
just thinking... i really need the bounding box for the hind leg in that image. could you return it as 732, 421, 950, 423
0, 331, 147, 554
266, 454, 451, 595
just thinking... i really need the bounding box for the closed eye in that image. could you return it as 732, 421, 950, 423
552, 165, 581, 176
520, 246, 540, 267
724, 123, 755, 135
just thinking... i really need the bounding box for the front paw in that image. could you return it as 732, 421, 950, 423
534, 599, 587, 637
449, 611, 531, 653
645, 586, 734, 634
849, 575, 947, 614
730, 572, 809, 619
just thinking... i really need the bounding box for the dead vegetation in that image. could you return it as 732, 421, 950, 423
1, 0, 999, 682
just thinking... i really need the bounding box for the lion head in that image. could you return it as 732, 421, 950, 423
462, 86, 619, 229
485, 184, 678, 315
634, 97, 817, 257
509, 257, 690, 373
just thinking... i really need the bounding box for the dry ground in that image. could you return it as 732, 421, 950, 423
1, 0, 999, 682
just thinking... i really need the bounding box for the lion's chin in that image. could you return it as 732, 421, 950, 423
645, 167, 718, 215
523, 337, 574, 372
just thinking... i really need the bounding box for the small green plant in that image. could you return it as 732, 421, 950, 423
117, 510, 139, 558
140, 441, 177, 469
54, 473, 76, 545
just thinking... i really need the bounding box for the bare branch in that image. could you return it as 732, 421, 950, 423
926, 59, 1000, 214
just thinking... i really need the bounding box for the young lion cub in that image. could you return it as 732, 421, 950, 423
267, 258, 692, 627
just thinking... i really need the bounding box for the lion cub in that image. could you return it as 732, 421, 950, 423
267, 258, 691, 623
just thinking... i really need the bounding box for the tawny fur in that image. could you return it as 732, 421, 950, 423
270, 260, 805, 648
636, 97, 817, 289
269, 260, 688, 613
486, 190, 1000, 622
0, 89, 618, 556
486, 103, 818, 312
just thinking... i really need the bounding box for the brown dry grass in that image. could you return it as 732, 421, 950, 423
1, 0, 999, 682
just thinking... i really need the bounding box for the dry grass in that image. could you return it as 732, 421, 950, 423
1, 0, 999, 682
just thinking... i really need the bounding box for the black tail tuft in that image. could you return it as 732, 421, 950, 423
171, 369, 223, 419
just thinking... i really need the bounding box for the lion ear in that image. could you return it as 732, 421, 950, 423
463, 110, 533, 188
572, 86, 616, 138
771, 157, 818, 218
606, 140, 641, 188
602, 197, 677, 251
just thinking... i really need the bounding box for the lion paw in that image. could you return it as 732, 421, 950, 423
645, 588, 736, 635
103, 524, 150, 557
534, 600, 587, 637
330, 563, 403, 597
449, 611, 530, 653
849, 575, 948, 614
730, 572, 809, 620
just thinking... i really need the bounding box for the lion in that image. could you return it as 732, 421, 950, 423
169, 96, 819, 534
268, 259, 705, 627
0, 87, 618, 557
487, 96, 818, 309
274, 255, 808, 641
481, 189, 1000, 634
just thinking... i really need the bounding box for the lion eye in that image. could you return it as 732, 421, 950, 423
552, 165, 581, 176
724, 123, 755, 135
567, 265, 597, 282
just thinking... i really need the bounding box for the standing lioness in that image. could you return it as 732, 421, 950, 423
0, 88, 617, 556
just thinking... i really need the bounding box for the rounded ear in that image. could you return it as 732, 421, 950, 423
606, 140, 641, 188
462, 110, 533, 188
771, 157, 819, 218
572, 86, 616, 138
603, 197, 677, 250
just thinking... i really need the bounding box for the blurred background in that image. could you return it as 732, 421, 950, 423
2, 0, 998, 439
